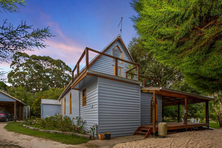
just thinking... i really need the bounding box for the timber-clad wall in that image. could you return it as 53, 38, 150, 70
90, 40, 132, 76
141, 93, 162, 125
80, 79, 98, 131
62, 89, 79, 120
98, 78, 141, 137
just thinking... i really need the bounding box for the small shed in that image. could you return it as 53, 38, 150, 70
0, 91, 27, 121
41, 99, 61, 118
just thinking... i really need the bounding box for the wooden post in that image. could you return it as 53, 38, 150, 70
22, 106, 24, 120
178, 104, 180, 122
19, 105, 21, 121
184, 98, 188, 125
77, 63, 79, 76
125, 72, 127, 78
14, 102, 16, 122
85, 48, 89, 69
206, 101, 209, 128
152, 91, 156, 134
115, 58, 118, 76
162, 105, 164, 122
72, 71, 74, 81
143, 78, 145, 86
137, 65, 140, 81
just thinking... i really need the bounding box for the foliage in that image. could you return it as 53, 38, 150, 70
5, 122, 88, 145
6, 86, 34, 105
8, 52, 71, 92
211, 92, 222, 127
76, 116, 85, 134
132, 0, 222, 93
31, 96, 44, 118
0, 81, 7, 91
25, 115, 86, 133
128, 37, 182, 87
89, 124, 96, 140
0, 0, 25, 13
0, 1, 53, 62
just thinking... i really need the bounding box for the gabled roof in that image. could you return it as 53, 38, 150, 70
0, 91, 26, 105
58, 35, 135, 100
88, 35, 134, 67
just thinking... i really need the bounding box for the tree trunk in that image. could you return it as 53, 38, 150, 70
218, 115, 222, 127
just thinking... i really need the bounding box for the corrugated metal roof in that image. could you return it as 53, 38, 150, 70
142, 87, 214, 100
0, 91, 26, 105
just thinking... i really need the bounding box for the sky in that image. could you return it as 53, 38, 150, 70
0, 0, 138, 82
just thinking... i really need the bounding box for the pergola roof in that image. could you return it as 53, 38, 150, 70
141, 87, 214, 106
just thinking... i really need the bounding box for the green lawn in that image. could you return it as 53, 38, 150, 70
5, 122, 89, 145
209, 121, 220, 129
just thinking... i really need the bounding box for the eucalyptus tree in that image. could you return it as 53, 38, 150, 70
8, 52, 71, 92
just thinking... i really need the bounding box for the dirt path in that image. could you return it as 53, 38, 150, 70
113, 129, 222, 148
0, 122, 88, 148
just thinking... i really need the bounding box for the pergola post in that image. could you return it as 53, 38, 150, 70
178, 104, 180, 122
14, 102, 16, 122
19, 105, 21, 121
184, 98, 187, 125
152, 91, 156, 135
206, 101, 209, 128
22, 106, 24, 120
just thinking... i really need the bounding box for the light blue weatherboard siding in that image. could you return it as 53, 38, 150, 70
41, 104, 61, 118
98, 78, 141, 137
141, 92, 162, 125
0, 93, 15, 102
90, 40, 132, 76
80, 78, 98, 131
62, 89, 79, 119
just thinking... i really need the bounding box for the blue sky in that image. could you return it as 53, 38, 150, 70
0, 0, 138, 82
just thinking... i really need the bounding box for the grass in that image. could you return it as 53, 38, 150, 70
209, 121, 220, 129
5, 122, 89, 145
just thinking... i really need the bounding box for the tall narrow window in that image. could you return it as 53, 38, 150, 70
82, 89, 86, 106
64, 98, 66, 114
113, 46, 123, 64
70, 92, 72, 114
150, 97, 158, 122
113, 66, 123, 77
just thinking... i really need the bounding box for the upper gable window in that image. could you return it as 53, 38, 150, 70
113, 46, 123, 64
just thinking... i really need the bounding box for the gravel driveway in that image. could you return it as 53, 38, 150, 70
0, 122, 88, 148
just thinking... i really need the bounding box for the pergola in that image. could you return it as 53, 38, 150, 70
142, 87, 214, 134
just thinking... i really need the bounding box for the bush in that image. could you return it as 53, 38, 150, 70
25, 114, 81, 132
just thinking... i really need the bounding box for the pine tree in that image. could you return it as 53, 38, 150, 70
132, 0, 222, 93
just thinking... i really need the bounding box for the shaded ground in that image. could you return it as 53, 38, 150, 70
2, 122, 222, 148
113, 129, 222, 148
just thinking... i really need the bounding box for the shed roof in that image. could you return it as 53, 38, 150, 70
0, 91, 26, 105
41, 99, 60, 105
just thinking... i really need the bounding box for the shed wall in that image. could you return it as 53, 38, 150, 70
141, 92, 162, 125
98, 78, 141, 137
41, 104, 61, 118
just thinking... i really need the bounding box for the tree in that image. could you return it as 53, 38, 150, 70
128, 37, 205, 120
30, 88, 64, 117
7, 86, 34, 106
8, 52, 71, 92
128, 37, 183, 88
0, 81, 7, 91
211, 93, 222, 127
0, 0, 53, 62
131, 0, 222, 93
